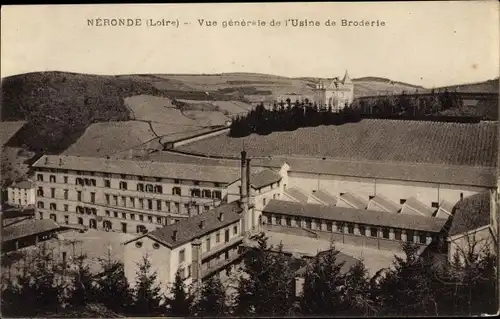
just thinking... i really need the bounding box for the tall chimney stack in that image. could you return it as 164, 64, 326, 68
240, 151, 248, 204
246, 158, 252, 207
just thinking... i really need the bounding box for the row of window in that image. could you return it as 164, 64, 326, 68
104, 193, 212, 213
264, 213, 430, 244
37, 173, 223, 189
105, 210, 167, 225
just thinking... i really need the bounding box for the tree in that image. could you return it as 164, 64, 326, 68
375, 242, 439, 316
131, 254, 164, 316
67, 253, 98, 308
95, 250, 133, 314
234, 236, 296, 316
342, 259, 377, 316
299, 245, 346, 316
192, 275, 227, 317
165, 269, 193, 316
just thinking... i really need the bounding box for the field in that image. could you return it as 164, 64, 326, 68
177, 119, 498, 167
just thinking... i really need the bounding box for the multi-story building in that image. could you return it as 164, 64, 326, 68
6, 179, 35, 207
31, 154, 281, 234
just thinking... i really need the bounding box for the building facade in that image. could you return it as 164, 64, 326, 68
7, 180, 35, 207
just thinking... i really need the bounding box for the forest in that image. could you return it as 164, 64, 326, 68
1, 234, 497, 317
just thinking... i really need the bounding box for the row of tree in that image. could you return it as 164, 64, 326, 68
1, 235, 497, 317
229, 90, 469, 137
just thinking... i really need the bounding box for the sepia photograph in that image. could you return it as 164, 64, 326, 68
1, 2, 499, 317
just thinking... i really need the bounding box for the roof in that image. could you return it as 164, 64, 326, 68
9, 180, 33, 189
250, 169, 281, 189
2, 219, 61, 242
33, 155, 261, 184
284, 187, 309, 203
120, 150, 496, 188
311, 189, 337, 206
263, 199, 448, 233
339, 192, 368, 209
439, 200, 455, 215
176, 119, 497, 184
124, 201, 243, 249
0, 121, 26, 147
369, 195, 400, 213
401, 197, 436, 217
448, 191, 491, 236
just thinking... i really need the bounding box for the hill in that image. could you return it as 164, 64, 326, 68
435, 77, 499, 94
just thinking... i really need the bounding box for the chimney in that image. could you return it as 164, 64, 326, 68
246, 158, 252, 207
172, 230, 178, 241
44, 156, 49, 165
191, 238, 203, 293
218, 212, 224, 222
199, 220, 205, 229
240, 151, 248, 204
59, 158, 63, 166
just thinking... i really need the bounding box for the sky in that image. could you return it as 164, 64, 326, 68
1, 2, 499, 88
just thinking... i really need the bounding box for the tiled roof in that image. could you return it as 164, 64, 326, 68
0, 121, 26, 147
311, 189, 337, 206
33, 155, 261, 184
263, 199, 447, 233
369, 195, 400, 213
339, 192, 368, 209
250, 169, 281, 189
122, 150, 496, 187
284, 187, 309, 203
448, 191, 491, 236
401, 197, 436, 217
439, 200, 455, 215
2, 219, 61, 242
124, 201, 243, 249
177, 119, 497, 167
9, 180, 33, 189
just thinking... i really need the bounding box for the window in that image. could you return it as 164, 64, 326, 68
78, 217, 83, 225
77, 191, 82, 202
131, 197, 135, 208
76, 206, 83, 214
216, 232, 220, 243
64, 215, 69, 224
156, 200, 162, 211
382, 228, 390, 239
340, 192, 345, 196
120, 174, 127, 179
64, 189, 68, 200
370, 227, 378, 237
187, 265, 192, 278
213, 191, 222, 200
49, 175, 56, 183
419, 233, 427, 244
119, 181, 127, 190
148, 199, 153, 210
206, 237, 211, 251
174, 179, 180, 184
275, 215, 281, 225
406, 231, 414, 242
135, 241, 143, 248
286, 217, 292, 227
37, 187, 44, 197
121, 196, 126, 207
64, 204, 68, 212
114, 211, 118, 218
139, 198, 144, 209
64, 176, 68, 184
153, 243, 160, 249
148, 216, 153, 223
204, 205, 210, 212
50, 188, 55, 198
122, 212, 127, 219
37, 174, 44, 181
39, 212, 44, 219
84, 178, 91, 186
37, 201, 44, 209
202, 190, 211, 198
156, 216, 162, 224
91, 179, 96, 186
305, 218, 312, 229
139, 215, 144, 221
113, 195, 118, 205
400, 199, 407, 205
105, 194, 110, 204
347, 223, 354, 234
179, 249, 185, 263
105, 210, 110, 217
50, 214, 57, 222
394, 229, 402, 240
263, 198, 267, 206
431, 202, 439, 208
233, 225, 238, 235
173, 187, 181, 196
137, 183, 144, 192
191, 189, 201, 197
154, 185, 163, 193
130, 213, 135, 220
90, 192, 95, 203
104, 179, 110, 188
327, 222, 333, 232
